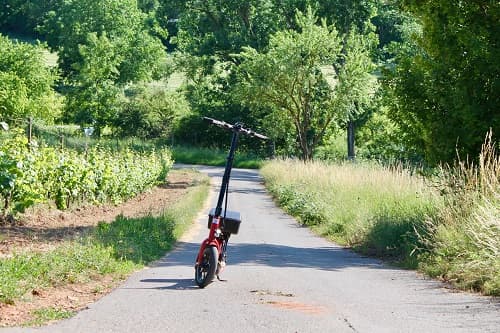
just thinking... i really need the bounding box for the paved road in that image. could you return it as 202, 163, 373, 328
4, 166, 499, 332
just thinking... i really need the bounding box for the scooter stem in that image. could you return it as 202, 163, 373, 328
215, 129, 239, 217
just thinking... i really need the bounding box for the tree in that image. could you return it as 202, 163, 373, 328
0, 34, 61, 126
236, 8, 342, 160
115, 86, 189, 139
0, 0, 63, 36
333, 29, 378, 159
64, 33, 122, 136
385, 1, 500, 164
41, 0, 166, 83
174, 0, 284, 59
266, 0, 380, 159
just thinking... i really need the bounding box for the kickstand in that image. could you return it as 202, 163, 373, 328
217, 275, 227, 282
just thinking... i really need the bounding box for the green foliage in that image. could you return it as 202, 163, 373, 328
0, 34, 61, 125
174, 0, 285, 60
65, 33, 120, 137
0, 131, 173, 216
25, 307, 74, 326
385, 1, 500, 164
236, 8, 342, 160
0, 0, 62, 36
64, 33, 122, 136
237, 8, 379, 160
41, 0, 166, 83
333, 28, 378, 125
262, 138, 500, 294
314, 133, 346, 161
0, 132, 44, 216
355, 103, 422, 162
173, 61, 269, 154
0, 169, 209, 306
95, 214, 175, 263
371, 2, 414, 60
115, 87, 189, 139
272, 184, 327, 226
418, 133, 500, 295
0, 242, 135, 305
171, 145, 264, 169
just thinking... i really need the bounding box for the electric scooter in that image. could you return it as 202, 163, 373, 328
194, 117, 268, 288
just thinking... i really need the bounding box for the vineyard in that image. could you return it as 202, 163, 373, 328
0, 130, 173, 219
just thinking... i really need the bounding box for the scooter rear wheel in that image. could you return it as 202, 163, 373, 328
195, 246, 218, 288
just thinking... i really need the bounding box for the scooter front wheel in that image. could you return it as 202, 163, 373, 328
195, 246, 218, 288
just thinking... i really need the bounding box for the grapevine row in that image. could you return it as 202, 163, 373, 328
0, 131, 173, 217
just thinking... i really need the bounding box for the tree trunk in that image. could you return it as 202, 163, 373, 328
347, 120, 355, 160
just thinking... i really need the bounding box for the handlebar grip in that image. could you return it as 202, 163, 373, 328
253, 133, 269, 140
203, 117, 232, 129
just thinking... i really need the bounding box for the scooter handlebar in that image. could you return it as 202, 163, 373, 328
202, 117, 269, 140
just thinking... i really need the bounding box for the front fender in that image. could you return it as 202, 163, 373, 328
195, 239, 221, 265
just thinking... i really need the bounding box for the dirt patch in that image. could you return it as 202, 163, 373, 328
0, 276, 118, 327
0, 169, 201, 327
0, 170, 197, 257
265, 301, 327, 315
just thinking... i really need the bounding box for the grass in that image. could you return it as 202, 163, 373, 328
261, 132, 500, 295
0, 170, 210, 309
31, 123, 161, 153
172, 145, 265, 169
24, 307, 74, 327
417, 132, 500, 295
261, 159, 439, 267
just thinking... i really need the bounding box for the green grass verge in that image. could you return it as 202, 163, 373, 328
172, 145, 264, 169
0, 170, 210, 309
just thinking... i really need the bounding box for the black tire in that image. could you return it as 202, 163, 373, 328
195, 246, 218, 288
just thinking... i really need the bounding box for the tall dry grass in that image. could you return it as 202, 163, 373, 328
420, 131, 499, 295
261, 131, 499, 294
261, 159, 439, 264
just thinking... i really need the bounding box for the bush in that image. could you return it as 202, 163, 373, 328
115, 87, 189, 139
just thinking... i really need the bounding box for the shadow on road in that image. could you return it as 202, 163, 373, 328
139, 278, 198, 290
154, 241, 384, 272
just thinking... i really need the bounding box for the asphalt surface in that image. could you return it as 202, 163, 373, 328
4, 166, 499, 333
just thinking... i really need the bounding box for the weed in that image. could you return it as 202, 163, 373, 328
24, 307, 74, 327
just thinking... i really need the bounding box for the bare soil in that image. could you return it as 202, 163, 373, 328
0, 169, 198, 327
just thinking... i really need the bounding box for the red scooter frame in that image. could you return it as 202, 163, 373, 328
194, 117, 267, 288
